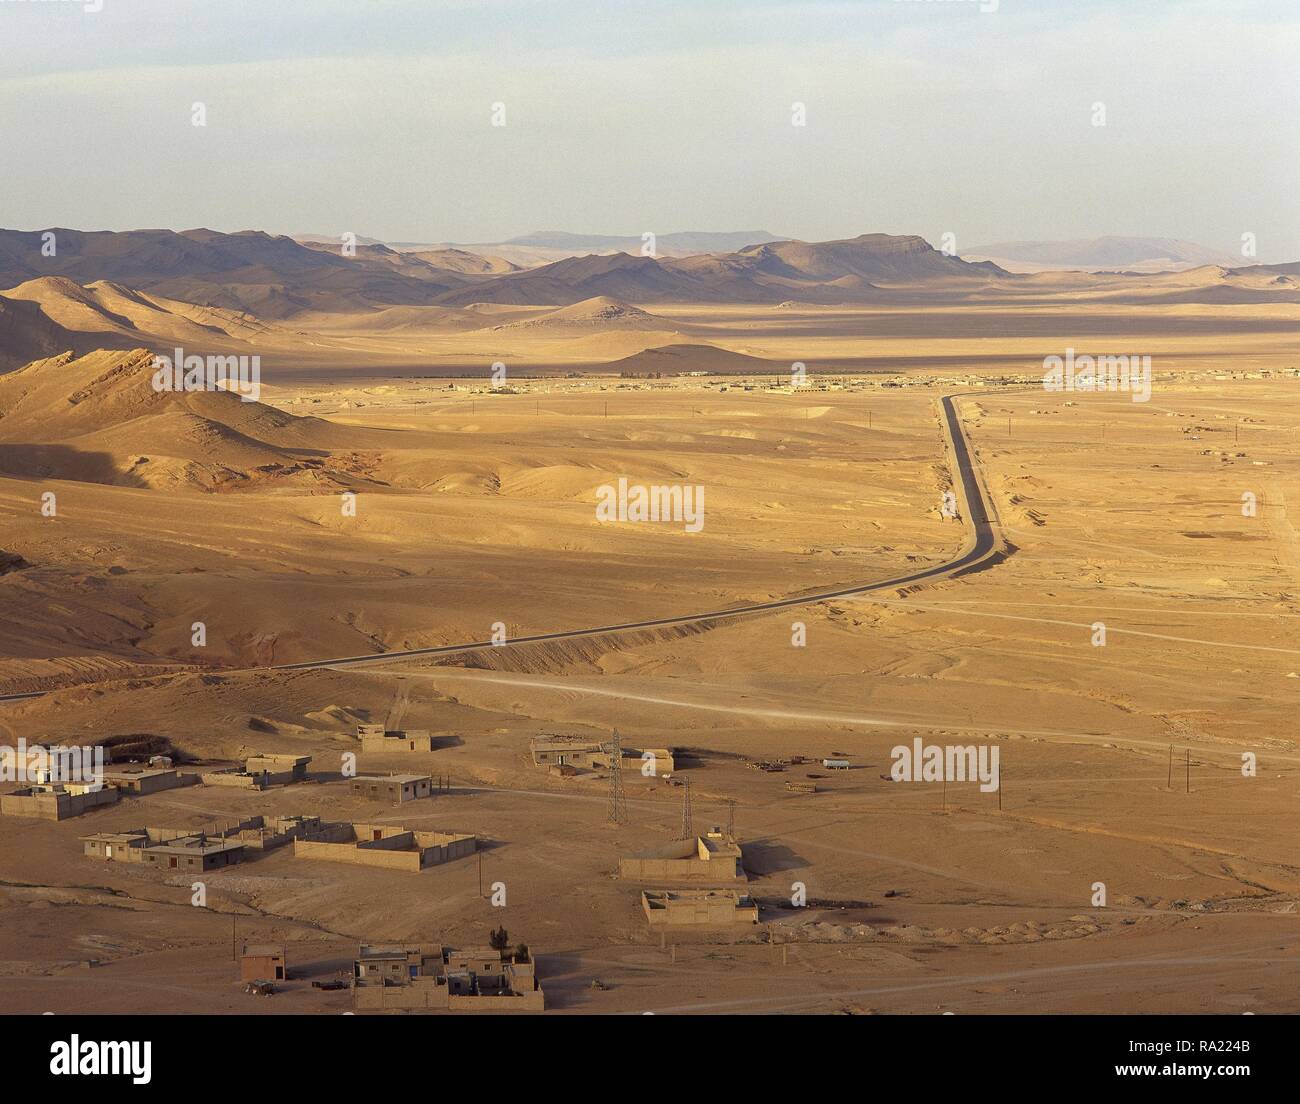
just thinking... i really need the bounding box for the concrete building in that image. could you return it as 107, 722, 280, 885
201, 753, 312, 790
357, 723, 436, 754
529, 735, 674, 775
619, 829, 746, 884
240, 945, 287, 982
1, 783, 120, 821
292, 822, 476, 872
230, 814, 323, 852
101, 767, 198, 795
244, 753, 312, 782
349, 774, 432, 803
353, 944, 442, 983
140, 834, 244, 872
641, 889, 759, 927
352, 944, 543, 1011
79, 830, 150, 862
80, 815, 315, 867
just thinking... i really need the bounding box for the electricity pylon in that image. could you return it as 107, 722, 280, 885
606, 729, 627, 825
678, 778, 695, 840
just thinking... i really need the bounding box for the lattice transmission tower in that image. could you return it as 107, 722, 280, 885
606, 729, 627, 825
677, 778, 695, 840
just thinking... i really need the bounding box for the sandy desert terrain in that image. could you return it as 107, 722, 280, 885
3, 247, 1299, 1014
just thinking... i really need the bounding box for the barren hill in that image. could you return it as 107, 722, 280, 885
0, 349, 364, 490
0, 228, 469, 318
713, 233, 1004, 285
406, 248, 519, 275
963, 235, 1241, 273
489, 296, 679, 331
0, 290, 89, 370
3, 276, 272, 349
436, 251, 718, 307
604, 342, 777, 376
437, 233, 1006, 307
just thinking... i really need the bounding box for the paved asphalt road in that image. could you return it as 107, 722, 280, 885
0, 392, 1004, 701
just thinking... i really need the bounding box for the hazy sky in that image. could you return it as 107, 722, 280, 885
3, 0, 1297, 258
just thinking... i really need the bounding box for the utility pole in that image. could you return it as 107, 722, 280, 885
1185, 748, 1191, 794
606, 730, 627, 826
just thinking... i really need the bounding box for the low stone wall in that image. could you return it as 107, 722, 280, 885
352, 983, 543, 1012
1, 787, 120, 821
292, 838, 424, 871
619, 856, 742, 883
200, 770, 263, 790
353, 981, 450, 1010
417, 834, 477, 867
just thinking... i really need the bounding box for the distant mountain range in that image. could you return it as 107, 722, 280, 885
436, 233, 1004, 307
0, 228, 1004, 323
500, 229, 782, 255
1, 227, 1297, 372
296, 229, 784, 265
0, 228, 479, 319
962, 236, 1242, 273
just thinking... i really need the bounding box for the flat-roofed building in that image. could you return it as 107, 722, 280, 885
243, 753, 312, 783
292, 822, 475, 871
352, 943, 543, 1011
240, 944, 287, 982
141, 834, 244, 872
201, 753, 312, 790
529, 735, 674, 774
81, 815, 318, 870
354, 944, 443, 983
619, 829, 746, 884
641, 889, 759, 927
349, 773, 432, 803
101, 767, 197, 796
357, 723, 436, 754
80, 830, 149, 862
2, 784, 120, 821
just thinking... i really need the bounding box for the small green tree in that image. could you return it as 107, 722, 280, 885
488, 925, 510, 955
514, 942, 530, 963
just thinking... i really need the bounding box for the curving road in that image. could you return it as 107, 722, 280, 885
0, 392, 1005, 700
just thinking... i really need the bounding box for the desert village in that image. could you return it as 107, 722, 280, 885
6, 345, 1300, 1015
0, 698, 789, 1012
6, 336, 1300, 1016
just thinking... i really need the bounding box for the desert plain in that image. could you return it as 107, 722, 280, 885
2, 241, 1300, 1015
